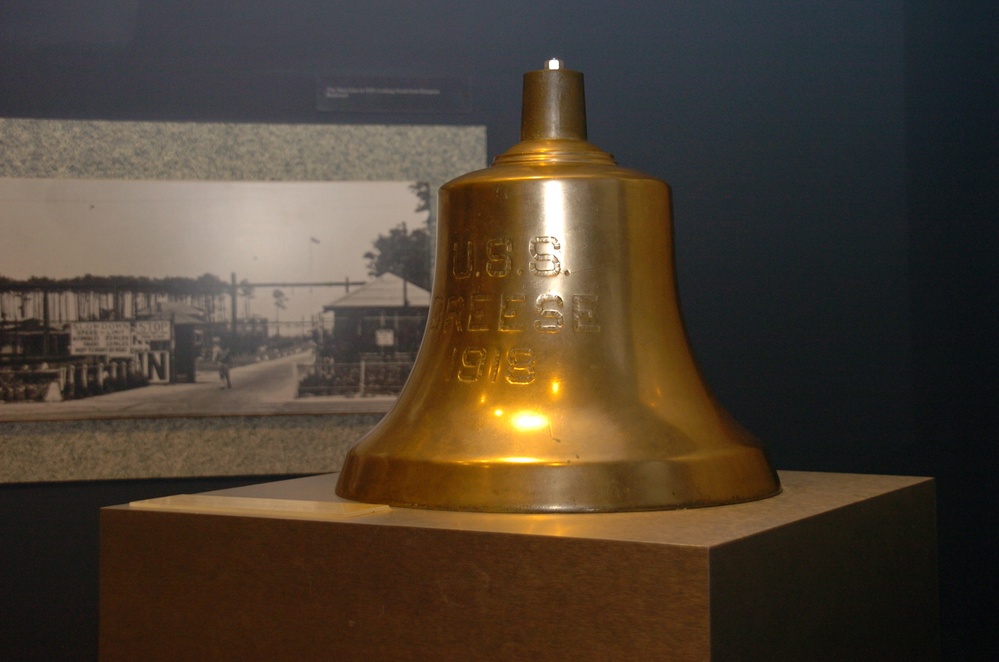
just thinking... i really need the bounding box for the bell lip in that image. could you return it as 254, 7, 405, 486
334, 450, 782, 514
334, 485, 784, 515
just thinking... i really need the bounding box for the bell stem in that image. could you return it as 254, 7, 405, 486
520, 59, 588, 141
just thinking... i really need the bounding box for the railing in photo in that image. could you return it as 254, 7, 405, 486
297, 358, 414, 398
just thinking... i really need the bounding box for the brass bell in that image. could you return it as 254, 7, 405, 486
336, 59, 781, 512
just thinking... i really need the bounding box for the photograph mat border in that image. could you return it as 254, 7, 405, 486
0, 118, 486, 483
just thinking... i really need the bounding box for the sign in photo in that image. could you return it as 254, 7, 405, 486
70, 321, 173, 357
133, 320, 173, 350
375, 329, 395, 347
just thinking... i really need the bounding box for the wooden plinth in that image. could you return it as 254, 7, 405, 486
99, 471, 938, 661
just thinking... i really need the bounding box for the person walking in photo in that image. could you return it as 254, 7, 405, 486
217, 348, 232, 389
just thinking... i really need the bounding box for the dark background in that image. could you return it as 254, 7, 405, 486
1, 1, 995, 658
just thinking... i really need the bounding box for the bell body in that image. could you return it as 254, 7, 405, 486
336, 62, 780, 512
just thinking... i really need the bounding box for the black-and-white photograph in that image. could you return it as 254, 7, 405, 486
0, 177, 434, 421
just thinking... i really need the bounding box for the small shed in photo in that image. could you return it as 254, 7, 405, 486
322, 273, 431, 362
135, 301, 208, 383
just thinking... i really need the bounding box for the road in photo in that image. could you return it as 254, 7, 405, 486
0, 349, 397, 421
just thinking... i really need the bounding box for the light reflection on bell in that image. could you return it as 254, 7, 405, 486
335, 59, 781, 512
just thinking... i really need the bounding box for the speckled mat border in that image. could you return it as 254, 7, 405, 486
0, 118, 486, 483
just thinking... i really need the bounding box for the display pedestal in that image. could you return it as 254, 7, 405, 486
99, 471, 937, 661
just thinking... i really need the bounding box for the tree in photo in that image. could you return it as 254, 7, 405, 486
363, 182, 432, 291
272, 289, 287, 335
238, 279, 255, 319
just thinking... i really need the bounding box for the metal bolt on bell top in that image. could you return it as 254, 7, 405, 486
335, 60, 781, 512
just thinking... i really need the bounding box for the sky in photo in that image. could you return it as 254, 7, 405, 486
0, 177, 426, 324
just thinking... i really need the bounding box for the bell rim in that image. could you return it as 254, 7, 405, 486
335, 447, 781, 514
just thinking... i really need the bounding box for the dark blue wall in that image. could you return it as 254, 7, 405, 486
1, 2, 995, 658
